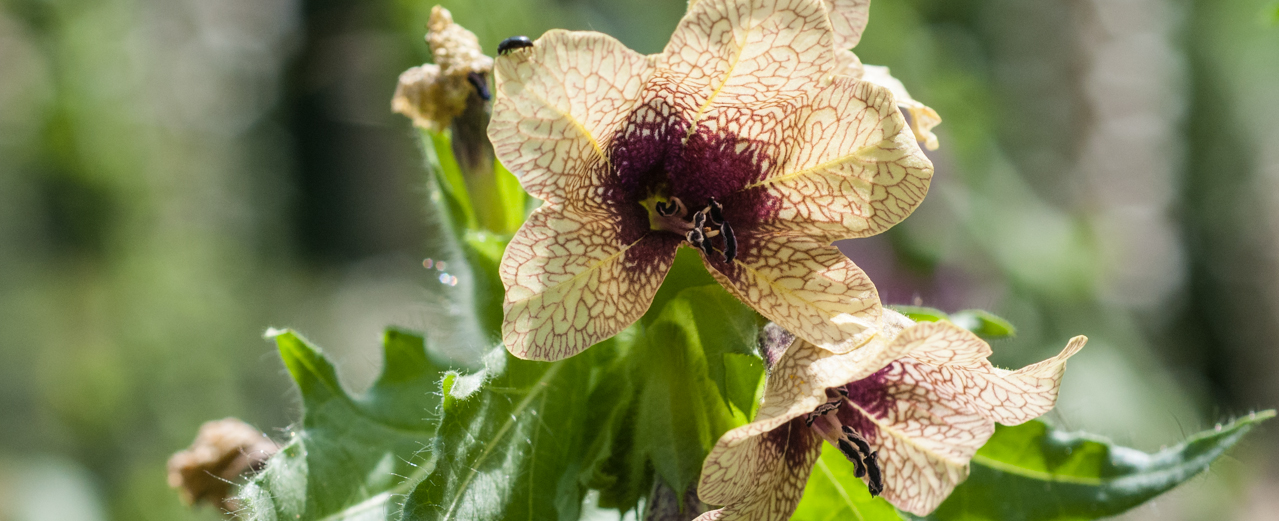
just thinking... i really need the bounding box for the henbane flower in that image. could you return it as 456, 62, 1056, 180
492, 0, 934, 360
696, 311, 1086, 518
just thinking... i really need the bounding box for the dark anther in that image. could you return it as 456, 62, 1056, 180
720, 221, 737, 263
835, 387, 849, 398
864, 451, 884, 497
837, 439, 868, 477
843, 427, 872, 457
696, 235, 715, 257
686, 228, 702, 247
687, 228, 712, 258
692, 209, 706, 230
805, 398, 843, 427
708, 198, 725, 225
836, 439, 868, 477
466, 71, 491, 101
497, 36, 534, 55
656, 200, 676, 216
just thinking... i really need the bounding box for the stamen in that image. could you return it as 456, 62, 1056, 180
655, 197, 688, 218
807, 395, 884, 498
864, 451, 884, 497
805, 398, 843, 427
696, 236, 715, 257
842, 426, 872, 457
686, 228, 704, 251
667, 199, 737, 262
720, 221, 737, 263
708, 198, 725, 225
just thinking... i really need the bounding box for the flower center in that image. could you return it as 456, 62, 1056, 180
643, 196, 738, 263
806, 388, 884, 497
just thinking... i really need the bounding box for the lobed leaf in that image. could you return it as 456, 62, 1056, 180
237, 329, 448, 521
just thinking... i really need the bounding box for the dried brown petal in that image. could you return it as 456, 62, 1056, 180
391, 6, 493, 131
167, 417, 277, 511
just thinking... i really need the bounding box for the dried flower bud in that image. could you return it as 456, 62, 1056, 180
167, 417, 278, 511
644, 479, 708, 521
392, 6, 493, 131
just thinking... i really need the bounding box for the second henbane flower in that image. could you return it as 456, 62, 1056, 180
492, 0, 934, 360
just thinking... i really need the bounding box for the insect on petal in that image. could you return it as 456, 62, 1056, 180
490, 30, 654, 204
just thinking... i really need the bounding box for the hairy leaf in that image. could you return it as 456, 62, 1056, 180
400, 346, 602, 521
237, 329, 447, 521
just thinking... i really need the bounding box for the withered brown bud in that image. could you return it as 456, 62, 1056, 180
392, 6, 494, 131
167, 417, 278, 512
759, 322, 797, 371
644, 479, 709, 521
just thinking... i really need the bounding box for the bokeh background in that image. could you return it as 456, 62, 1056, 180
1, 0, 1277, 519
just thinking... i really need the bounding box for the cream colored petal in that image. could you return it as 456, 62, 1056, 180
489, 30, 653, 204
687, 0, 870, 51
823, 0, 871, 50
831, 47, 864, 78
500, 204, 678, 361
860, 63, 943, 151
747, 310, 917, 429
901, 321, 1087, 426
981, 335, 1086, 424
696, 418, 822, 520
745, 76, 933, 242
661, 0, 837, 135
839, 321, 1085, 514
706, 232, 881, 354
840, 355, 994, 516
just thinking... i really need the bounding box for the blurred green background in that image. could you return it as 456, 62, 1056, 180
1, 0, 1276, 519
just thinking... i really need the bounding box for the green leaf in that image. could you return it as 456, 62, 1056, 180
237, 328, 448, 521
888, 306, 1016, 339
583, 280, 765, 512
400, 347, 601, 521
424, 129, 477, 233
917, 412, 1275, 521
460, 230, 511, 334
646, 248, 718, 319
661, 285, 765, 415
633, 317, 741, 499
494, 159, 530, 235
948, 309, 1016, 339
793, 447, 906, 521
1262, 1, 1279, 25
889, 305, 950, 323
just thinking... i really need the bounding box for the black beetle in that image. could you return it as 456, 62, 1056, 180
497, 36, 533, 55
